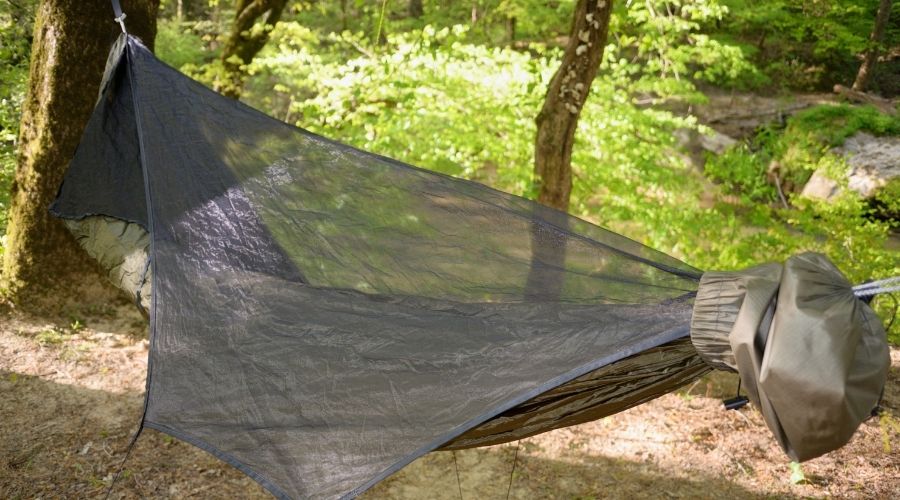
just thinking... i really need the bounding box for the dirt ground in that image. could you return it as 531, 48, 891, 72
1, 300, 898, 499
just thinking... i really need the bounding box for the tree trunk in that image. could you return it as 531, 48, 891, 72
833, 84, 898, 115
216, 0, 288, 99
409, 0, 424, 18
525, 0, 613, 302
1, 0, 159, 307
506, 15, 516, 45
533, 0, 613, 211
852, 0, 892, 92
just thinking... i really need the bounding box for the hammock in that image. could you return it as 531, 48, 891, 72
50, 34, 890, 499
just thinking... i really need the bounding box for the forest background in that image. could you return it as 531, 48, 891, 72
1, 0, 898, 339
1, 2, 900, 498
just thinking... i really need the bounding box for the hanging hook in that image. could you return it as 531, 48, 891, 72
115, 13, 128, 34
110, 0, 128, 34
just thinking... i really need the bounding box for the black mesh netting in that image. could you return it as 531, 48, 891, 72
51, 35, 706, 499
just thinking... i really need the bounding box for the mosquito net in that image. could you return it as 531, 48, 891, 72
51, 34, 718, 499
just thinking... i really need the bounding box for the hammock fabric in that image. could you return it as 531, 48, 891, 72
50, 35, 889, 499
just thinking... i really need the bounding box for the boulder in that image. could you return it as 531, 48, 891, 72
674, 127, 738, 170
801, 132, 900, 201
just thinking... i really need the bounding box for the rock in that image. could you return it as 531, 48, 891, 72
657, 91, 836, 140
802, 132, 900, 201
801, 170, 841, 200
841, 132, 900, 197
699, 129, 738, 155
674, 127, 738, 170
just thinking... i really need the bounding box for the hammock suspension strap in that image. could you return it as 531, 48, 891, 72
111, 0, 127, 34
854, 276, 900, 298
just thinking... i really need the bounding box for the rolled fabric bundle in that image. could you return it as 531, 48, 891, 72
63, 215, 151, 314
690, 252, 890, 461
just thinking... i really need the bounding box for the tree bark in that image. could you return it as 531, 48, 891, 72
216, 0, 288, 99
524, 0, 613, 302
852, 0, 892, 92
533, 0, 613, 211
1, 0, 159, 307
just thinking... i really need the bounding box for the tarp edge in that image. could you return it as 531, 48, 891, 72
344, 323, 691, 499
143, 324, 690, 500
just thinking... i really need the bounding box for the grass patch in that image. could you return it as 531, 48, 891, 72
788, 104, 900, 147
35, 328, 66, 346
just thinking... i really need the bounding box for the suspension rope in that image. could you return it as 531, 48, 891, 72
110, 0, 127, 33
853, 276, 900, 298
854, 276, 900, 291
452, 450, 463, 500
103, 426, 144, 499
883, 294, 898, 333
506, 441, 520, 500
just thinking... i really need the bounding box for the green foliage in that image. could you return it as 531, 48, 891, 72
155, 19, 212, 71
36, 327, 65, 346
610, 0, 765, 98
176, 2, 900, 342
158, 0, 222, 21
1, 0, 895, 341
720, 0, 899, 91
789, 461, 808, 484
787, 104, 900, 147
249, 25, 549, 192
0, 0, 35, 240
708, 104, 900, 206
491, 0, 575, 40
750, 104, 900, 191
705, 145, 776, 203
289, 0, 575, 46
693, 104, 899, 341
873, 178, 900, 222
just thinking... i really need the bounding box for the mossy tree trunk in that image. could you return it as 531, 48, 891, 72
216, 0, 288, 99
533, 0, 613, 211
1, 0, 159, 307
852, 0, 892, 92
